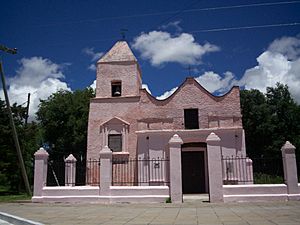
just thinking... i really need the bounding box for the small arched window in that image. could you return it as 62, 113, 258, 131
108, 134, 122, 152
111, 81, 121, 97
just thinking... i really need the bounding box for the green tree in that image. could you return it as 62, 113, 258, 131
0, 99, 39, 193
240, 89, 272, 157
36, 88, 95, 160
240, 83, 300, 158
265, 83, 300, 157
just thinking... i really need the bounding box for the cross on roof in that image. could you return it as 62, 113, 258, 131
120, 29, 128, 41
185, 65, 193, 76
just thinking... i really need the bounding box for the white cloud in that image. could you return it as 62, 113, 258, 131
90, 80, 96, 90
156, 71, 237, 100
156, 35, 300, 103
268, 36, 300, 60
88, 64, 96, 71
142, 84, 152, 94
0, 57, 70, 121
82, 47, 104, 61
9, 57, 64, 88
132, 31, 219, 66
160, 20, 183, 32
239, 36, 300, 103
195, 71, 236, 94
156, 87, 178, 100
82, 47, 103, 71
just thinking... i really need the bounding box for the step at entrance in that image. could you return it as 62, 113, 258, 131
183, 194, 209, 203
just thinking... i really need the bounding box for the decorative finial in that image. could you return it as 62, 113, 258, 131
185, 65, 193, 76
120, 29, 128, 41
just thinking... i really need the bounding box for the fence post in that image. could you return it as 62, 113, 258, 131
100, 145, 112, 195
168, 134, 183, 203
65, 154, 77, 186
246, 158, 254, 184
33, 147, 49, 197
281, 141, 299, 200
206, 132, 224, 203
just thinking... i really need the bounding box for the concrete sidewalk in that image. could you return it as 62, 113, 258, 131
0, 201, 300, 225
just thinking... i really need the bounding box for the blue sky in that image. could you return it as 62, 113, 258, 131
1, 0, 300, 118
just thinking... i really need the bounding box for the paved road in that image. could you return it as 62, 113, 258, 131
0, 219, 12, 225
0, 201, 300, 225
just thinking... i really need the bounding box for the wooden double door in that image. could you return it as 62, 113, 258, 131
181, 150, 206, 194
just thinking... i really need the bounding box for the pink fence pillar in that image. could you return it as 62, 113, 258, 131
246, 158, 254, 184
33, 147, 49, 197
100, 146, 112, 195
281, 141, 300, 200
206, 132, 224, 203
169, 134, 183, 203
65, 154, 77, 186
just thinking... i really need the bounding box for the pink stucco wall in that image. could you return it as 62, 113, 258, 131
87, 41, 245, 162
96, 62, 141, 98
138, 78, 242, 130
87, 97, 140, 159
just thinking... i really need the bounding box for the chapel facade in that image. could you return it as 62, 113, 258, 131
87, 41, 246, 194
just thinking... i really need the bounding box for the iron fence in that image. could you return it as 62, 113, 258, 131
222, 156, 253, 184
112, 157, 169, 186
222, 155, 284, 185
85, 159, 100, 186
47, 159, 65, 186
296, 158, 300, 181
47, 157, 170, 187
252, 157, 284, 184
47, 158, 100, 186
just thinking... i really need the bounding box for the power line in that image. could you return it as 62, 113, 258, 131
150, 0, 201, 31
14, 21, 300, 48
185, 0, 300, 12
190, 22, 300, 33
31, 1, 300, 28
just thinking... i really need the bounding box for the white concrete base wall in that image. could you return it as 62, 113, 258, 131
32, 186, 169, 203
42, 186, 100, 196
110, 186, 169, 196
32, 184, 300, 203
223, 184, 299, 202
288, 183, 300, 200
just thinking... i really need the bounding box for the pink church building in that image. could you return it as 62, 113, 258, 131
32, 40, 299, 203
87, 41, 246, 194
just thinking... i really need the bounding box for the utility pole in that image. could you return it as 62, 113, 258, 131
25, 93, 30, 126
0, 44, 32, 196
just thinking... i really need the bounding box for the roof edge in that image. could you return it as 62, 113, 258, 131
140, 77, 240, 103
100, 116, 130, 127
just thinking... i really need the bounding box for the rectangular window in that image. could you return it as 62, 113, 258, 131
184, 108, 199, 129
108, 134, 122, 152
111, 81, 121, 97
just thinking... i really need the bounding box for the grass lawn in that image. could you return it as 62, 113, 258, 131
0, 186, 31, 202
0, 194, 31, 202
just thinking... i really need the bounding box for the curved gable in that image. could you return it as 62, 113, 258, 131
140, 77, 240, 106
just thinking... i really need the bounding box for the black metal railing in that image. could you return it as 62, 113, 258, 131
297, 158, 300, 181
47, 157, 170, 187
47, 160, 65, 186
252, 157, 284, 184
47, 158, 100, 186
222, 156, 253, 184
112, 157, 169, 186
222, 155, 284, 185
85, 159, 100, 186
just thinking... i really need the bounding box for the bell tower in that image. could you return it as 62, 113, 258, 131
95, 41, 142, 98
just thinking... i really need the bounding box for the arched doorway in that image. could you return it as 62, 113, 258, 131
181, 142, 208, 194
